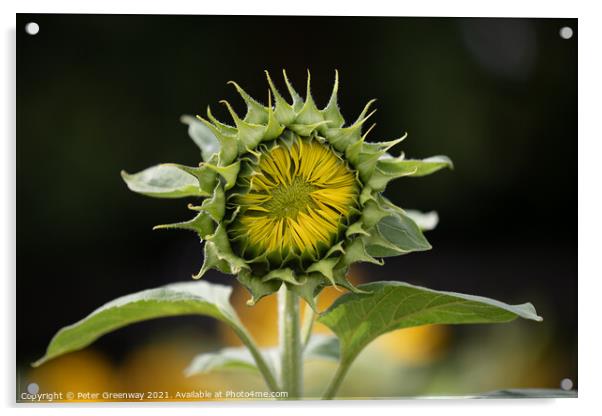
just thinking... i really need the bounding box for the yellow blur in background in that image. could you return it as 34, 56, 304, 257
21, 269, 570, 402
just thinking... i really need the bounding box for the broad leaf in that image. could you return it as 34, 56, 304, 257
121, 164, 203, 198
34, 281, 243, 367
318, 281, 542, 365
181, 115, 220, 161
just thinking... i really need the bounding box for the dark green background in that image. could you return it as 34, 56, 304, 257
17, 14, 577, 389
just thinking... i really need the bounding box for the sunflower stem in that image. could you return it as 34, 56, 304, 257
278, 285, 302, 399
301, 298, 317, 347
301, 296, 318, 350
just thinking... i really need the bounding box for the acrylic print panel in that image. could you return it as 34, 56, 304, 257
16, 14, 577, 402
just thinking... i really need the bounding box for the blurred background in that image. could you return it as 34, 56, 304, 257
16, 14, 577, 400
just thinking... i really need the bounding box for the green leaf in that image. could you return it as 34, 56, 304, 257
237, 271, 282, 306
153, 211, 215, 240
121, 164, 204, 198
204, 161, 240, 191
181, 115, 221, 162
288, 273, 324, 311
318, 281, 542, 366
34, 281, 243, 367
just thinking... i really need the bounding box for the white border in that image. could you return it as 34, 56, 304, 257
3, 1, 598, 415
6, 0, 583, 17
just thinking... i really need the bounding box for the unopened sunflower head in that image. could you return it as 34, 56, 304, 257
121, 70, 452, 309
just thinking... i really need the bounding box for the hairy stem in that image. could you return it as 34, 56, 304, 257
301, 303, 316, 347
279, 286, 302, 399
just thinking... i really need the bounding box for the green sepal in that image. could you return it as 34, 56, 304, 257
346, 135, 406, 183
288, 120, 330, 137
220, 100, 266, 151
345, 221, 370, 238
180, 115, 220, 162
346, 140, 381, 183
294, 71, 324, 126
361, 199, 391, 228
355, 99, 377, 123
319, 70, 345, 131
153, 211, 215, 240
194, 240, 232, 279
262, 268, 303, 285
120, 164, 207, 198
163, 163, 217, 196
331, 266, 370, 294
371, 134, 407, 155
368, 155, 453, 191
206, 107, 238, 134
322, 124, 363, 153
324, 241, 346, 258
196, 115, 239, 166
204, 161, 240, 191
359, 185, 375, 205
237, 270, 281, 306
205, 225, 250, 275
265, 70, 297, 125
306, 257, 339, 286
345, 138, 368, 167
227, 81, 269, 124
282, 69, 304, 111
323, 99, 376, 151
196, 223, 250, 279
197, 183, 225, 222
289, 274, 324, 312
362, 232, 405, 257
339, 238, 383, 268
381, 155, 454, 177
262, 92, 286, 141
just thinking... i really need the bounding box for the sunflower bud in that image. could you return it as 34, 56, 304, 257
121, 70, 452, 308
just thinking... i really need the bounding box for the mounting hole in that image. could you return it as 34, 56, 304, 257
27, 383, 39, 394
559, 26, 573, 39
25, 22, 40, 35
25, 22, 39, 35
560, 378, 573, 391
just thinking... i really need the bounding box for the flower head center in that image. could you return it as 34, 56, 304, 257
229, 136, 358, 264
263, 176, 316, 220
